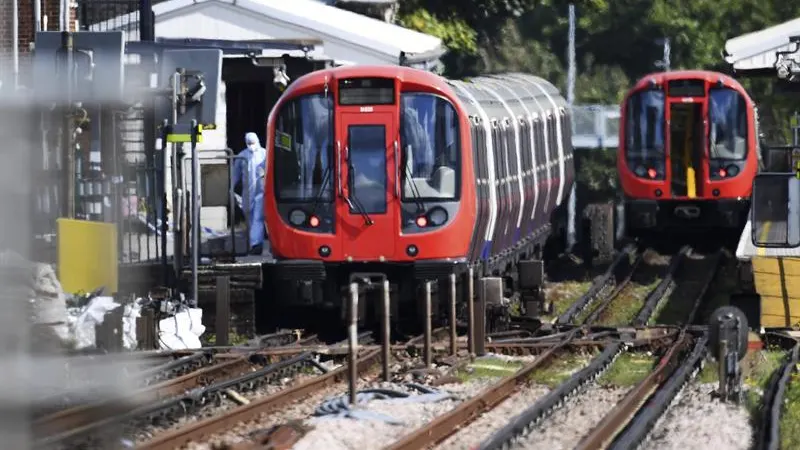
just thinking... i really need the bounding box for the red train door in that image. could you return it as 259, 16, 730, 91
337, 111, 398, 260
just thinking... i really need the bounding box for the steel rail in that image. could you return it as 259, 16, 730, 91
573, 332, 694, 450
477, 341, 625, 450
384, 330, 580, 450
632, 246, 690, 326
557, 243, 639, 324
36, 352, 318, 448
137, 347, 385, 450
757, 343, 800, 450
583, 251, 645, 324
604, 332, 708, 449
34, 353, 261, 436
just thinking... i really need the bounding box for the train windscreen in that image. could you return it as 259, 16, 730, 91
272, 94, 334, 202
338, 78, 395, 106
708, 88, 748, 161
624, 90, 666, 179
399, 93, 460, 200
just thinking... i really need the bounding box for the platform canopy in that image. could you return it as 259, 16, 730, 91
724, 17, 800, 74
90, 0, 446, 70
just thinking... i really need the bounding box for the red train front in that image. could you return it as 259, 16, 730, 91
619, 70, 758, 235
264, 65, 476, 286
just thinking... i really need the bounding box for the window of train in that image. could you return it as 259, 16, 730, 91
534, 118, 544, 171
625, 90, 666, 176
273, 94, 334, 202
709, 88, 748, 161
400, 93, 461, 201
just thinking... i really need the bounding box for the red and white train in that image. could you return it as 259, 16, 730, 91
263, 65, 574, 318
619, 70, 758, 236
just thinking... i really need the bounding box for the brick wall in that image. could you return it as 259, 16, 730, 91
0, 0, 77, 87
0, 0, 77, 54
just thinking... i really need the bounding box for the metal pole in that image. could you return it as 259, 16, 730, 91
466, 267, 475, 357
718, 338, 728, 399
171, 72, 181, 286
215, 276, 230, 346
34, 0, 42, 33
191, 120, 200, 307
139, 0, 154, 41
566, 3, 577, 252
382, 279, 391, 382
663, 38, 671, 72
424, 281, 432, 367
160, 120, 170, 287
449, 273, 457, 356
62, 31, 75, 218
12, 0, 19, 90
348, 282, 359, 405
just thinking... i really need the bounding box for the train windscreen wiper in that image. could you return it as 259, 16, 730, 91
403, 144, 426, 214
309, 154, 332, 217
346, 160, 374, 226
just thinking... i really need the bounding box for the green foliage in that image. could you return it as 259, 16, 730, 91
398, 0, 800, 141
398, 9, 478, 54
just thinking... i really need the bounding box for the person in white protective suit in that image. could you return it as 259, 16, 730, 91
232, 132, 267, 255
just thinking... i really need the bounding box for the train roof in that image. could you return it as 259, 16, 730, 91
279, 65, 567, 122
626, 70, 753, 104
283, 65, 455, 98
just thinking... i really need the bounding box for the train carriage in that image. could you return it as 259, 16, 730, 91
264, 65, 573, 321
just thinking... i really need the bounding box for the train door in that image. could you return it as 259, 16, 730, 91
668, 100, 705, 198
337, 112, 398, 260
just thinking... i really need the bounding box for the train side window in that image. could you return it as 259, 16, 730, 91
273, 94, 334, 202
536, 117, 546, 168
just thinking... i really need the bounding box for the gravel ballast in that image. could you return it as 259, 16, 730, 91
293, 379, 495, 450
435, 383, 550, 450
641, 382, 753, 450
513, 384, 632, 450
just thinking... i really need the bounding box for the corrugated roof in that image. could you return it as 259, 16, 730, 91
91, 0, 444, 65
724, 17, 800, 72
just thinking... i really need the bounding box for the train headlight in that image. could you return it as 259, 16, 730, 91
635, 166, 647, 177
289, 209, 307, 226
427, 207, 449, 226
726, 165, 739, 177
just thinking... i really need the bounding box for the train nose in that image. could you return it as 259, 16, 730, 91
674, 205, 701, 219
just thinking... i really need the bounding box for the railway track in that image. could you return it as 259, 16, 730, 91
33, 331, 363, 449
41, 244, 761, 450
557, 245, 723, 328
349, 243, 724, 450
756, 335, 800, 450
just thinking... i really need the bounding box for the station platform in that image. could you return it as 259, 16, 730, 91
736, 218, 800, 327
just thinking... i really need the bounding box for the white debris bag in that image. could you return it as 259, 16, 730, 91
30, 262, 71, 342
158, 307, 205, 350
66, 297, 141, 350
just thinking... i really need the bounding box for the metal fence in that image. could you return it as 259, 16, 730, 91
78, 0, 142, 38
571, 104, 620, 149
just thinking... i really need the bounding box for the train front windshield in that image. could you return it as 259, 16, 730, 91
625, 90, 666, 178
400, 93, 460, 200
273, 94, 334, 202
709, 88, 748, 161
